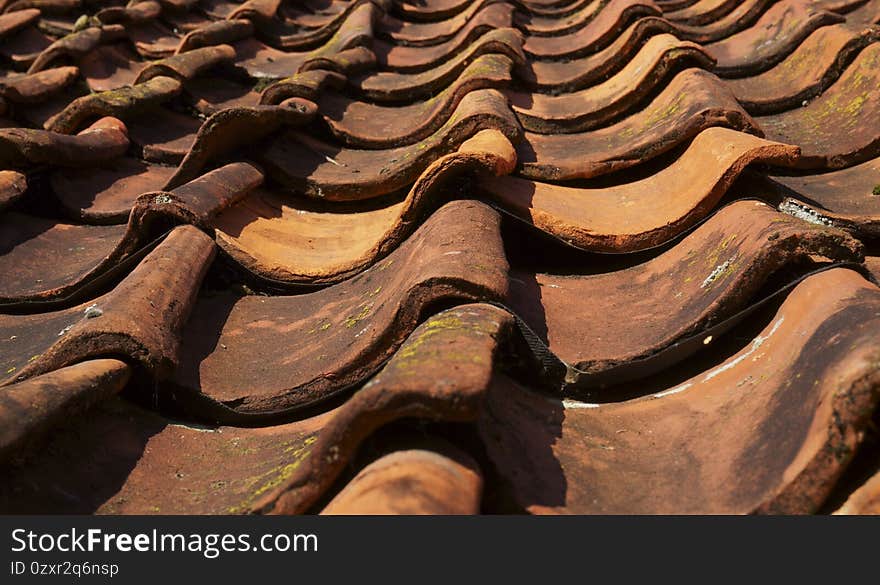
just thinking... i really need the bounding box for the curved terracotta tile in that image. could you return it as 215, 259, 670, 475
510, 34, 713, 134
506, 200, 862, 377
665, 0, 743, 25
374, 2, 514, 72
259, 68, 347, 105
0, 393, 332, 513
0, 303, 508, 514
133, 44, 237, 85
44, 76, 183, 134
519, 17, 680, 92
846, 0, 880, 22
380, 0, 499, 46
481, 269, 880, 514
171, 200, 509, 416
769, 157, 880, 236
834, 470, 880, 513
164, 97, 317, 190
0, 359, 130, 465
673, 0, 777, 44
128, 20, 182, 59
725, 23, 880, 115
95, 1, 162, 25
51, 158, 177, 223
0, 8, 39, 38
253, 302, 512, 513
0, 170, 26, 211
256, 0, 380, 51
27, 24, 127, 74
0, 163, 259, 304
0, 66, 79, 104
320, 53, 514, 148
78, 43, 145, 92
353, 28, 523, 101
320, 445, 483, 515
517, 68, 758, 181
0, 20, 51, 70
480, 127, 800, 251
215, 130, 515, 285
523, 0, 661, 59
706, 1, 845, 78
126, 107, 202, 164
261, 89, 520, 201
394, 0, 472, 20
0, 116, 129, 168
185, 77, 263, 115
0, 225, 215, 386
517, 0, 609, 37
756, 43, 880, 169
176, 19, 255, 54
233, 13, 375, 80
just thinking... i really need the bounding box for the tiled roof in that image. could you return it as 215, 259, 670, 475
1, 0, 879, 515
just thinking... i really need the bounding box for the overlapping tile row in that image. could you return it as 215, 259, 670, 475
1, 0, 880, 514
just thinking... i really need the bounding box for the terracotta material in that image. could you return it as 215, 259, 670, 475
835, 471, 880, 514
184, 77, 262, 115
706, 1, 845, 78
480, 127, 800, 251
0, 170, 26, 211
0, 66, 79, 104
171, 200, 510, 417
673, 0, 778, 44
0, 225, 215, 385
374, 3, 514, 72
133, 44, 237, 85
44, 76, 183, 134
769, 156, 880, 236
0, 116, 129, 168
259, 69, 347, 105
253, 0, 380, 51
666, 0, 746, 25
506, 200, 862, 375
126, 107, 202, 164
27, 25, 127, 74
517, 68, 758, 181
0, 396, 332, 513
320, 446, 483, 514
78, 43, 146, 92
518, 0, 610, 37
95, 1, 162, 25
254, 302, 512, 514
524, 0, 661, 59
725, 23, 880, 115
521, 16, 683, 92
846, 0, 880, 22
0, 8, 40, 38
395, 0, 472, 20
0, 304, 506, 514
260, 89, 520, 201
510, 34, 713, 133
51, 159, 178, 223
478, 268, 880, 513
0, 359, 130, 465
757, 42, 880, 169
177, 19, 255, 54
164, 97, 317, 189
233, 1, 374, 78
380, 0, 497, 46
352, 27, 523, 102
0, 163, 260, 303
215, 129, 516, 284
319, 53, 514, 148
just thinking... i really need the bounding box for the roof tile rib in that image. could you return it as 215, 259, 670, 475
2, 0, 880, 515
